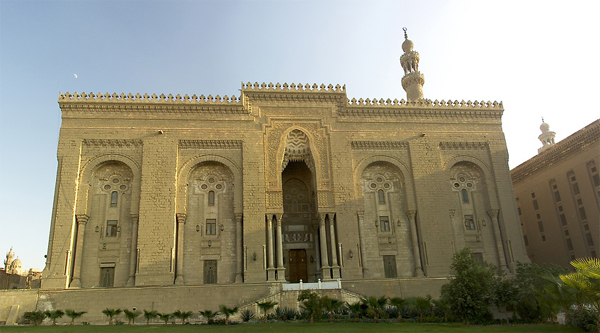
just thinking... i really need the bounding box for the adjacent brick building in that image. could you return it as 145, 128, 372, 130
512, 119, 600, 268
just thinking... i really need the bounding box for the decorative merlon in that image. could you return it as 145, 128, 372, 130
241, 82, 345, 93
347, 98, 502, 109
59, 92, 242, 104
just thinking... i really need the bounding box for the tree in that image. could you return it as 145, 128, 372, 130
560, 257, 600, 333
158, 312, 171, 325
44, 309, 65, 325
65, 309, 87, 325
440, 248, 494, 324
255, 300, 278, 323
415, 296, 433, 322
298, 291, 322, 323
361, 296, 388, 323
143, 310, 158, 325
199, 310, 219, 324
172, 310, 193, 325
123, 309, 141, 325
321, 296, 343, 322
23, 311, 46, 326
389, 297, 406, 322
346, 301, 362, 322
218, 305, 239, 325
101, 308, 122, 325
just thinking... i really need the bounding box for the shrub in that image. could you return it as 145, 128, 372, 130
23, 311, 45, 326
240, 309, 255, 322
569, 307, 599, 332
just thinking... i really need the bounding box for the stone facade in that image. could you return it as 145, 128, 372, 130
36, 34, 528, 321
512, 119, 600, 268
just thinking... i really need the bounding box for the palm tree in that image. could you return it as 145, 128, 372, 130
123, 309, 141, 325
389, 297, 405, 322
255, 300, 278, 323
321, 296, 343, 322
158, 312, 171, 325
361, 296, 387, 323
218, 305, 239, 325
346, 301, 362, 323
172, 310, 193, 325
44, 309, 65, 325
298, 291, 321, 323
560, 257, 600, 333
101, 308, 122, 325
199, 309, 219, 324
65, 309, 86, 325
143, 310, 158, 325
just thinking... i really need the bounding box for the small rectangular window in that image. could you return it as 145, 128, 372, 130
538, 221, 544, 233
208, 191, 215, 206
566, 238, 574, 251
536, 213, 541, 220
579, 207, 587, 220
542, 235, 546, 242
560, 214, 567, 225
531, 192, 536, 198
558, 205, 564, 212
586, 233, 594, 246
573, 183, 580, 195
378, 190, 386, 204
564, 229, 570, 236
532, 200, 539, 210
106, 220, 118, 237
593, 174, 600, 187
379, 216, 390, 232
577, 198, 583, 205
110, 191, 118, 207
584, 224, 590, 231
554, 191, 561, 202
206, 219, 216, 235
517, 207, 522, 215
523, 235, 529, 246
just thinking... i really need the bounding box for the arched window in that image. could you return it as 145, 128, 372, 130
110, 191, 118, 207
461, 189, 469, 203
208, 191, 215, 206
378, 190, 386, 204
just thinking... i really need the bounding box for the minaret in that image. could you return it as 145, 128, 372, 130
400, 28, 425, 101
538, 118, 556, 153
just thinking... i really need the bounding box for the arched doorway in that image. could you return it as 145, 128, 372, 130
282, 161, 318, 282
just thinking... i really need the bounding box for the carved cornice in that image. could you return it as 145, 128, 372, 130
439, 142, 489, 150
179, 140, 243, 149
351, 141, 409, 150
512, 119, 600, 184
241, 82, 345, 93
83, 139, 143, 148
59, 92, 242, 104
241, 82, 347, 104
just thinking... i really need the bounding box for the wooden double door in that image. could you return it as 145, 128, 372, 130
288, 249, 308, 283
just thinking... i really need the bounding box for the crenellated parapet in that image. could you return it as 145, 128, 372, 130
347, 97, 502, 109
241, 82, 345, 92
58, 92, 242, 104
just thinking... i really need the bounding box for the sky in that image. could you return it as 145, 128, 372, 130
1, 0, 598, 271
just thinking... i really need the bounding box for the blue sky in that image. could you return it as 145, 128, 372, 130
1, 0, 599, 271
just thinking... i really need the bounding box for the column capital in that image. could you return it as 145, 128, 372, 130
130, 214, 139, 224
75, 214, 89, 225
406, 210, 417, 220
234, 213, 243, 223
487, 209, 499, 219
356, 211, 364, 220
176, 213, 187, 224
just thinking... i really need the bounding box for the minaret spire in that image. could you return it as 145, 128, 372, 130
538, 117, 556, 153
400, 28, 425, 100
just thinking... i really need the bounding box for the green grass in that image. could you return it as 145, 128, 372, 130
0, 323, 583, 333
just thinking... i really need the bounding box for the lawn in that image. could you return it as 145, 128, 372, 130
0, 323, 583, 333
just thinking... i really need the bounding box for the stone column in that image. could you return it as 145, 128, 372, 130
488, 209, 508, 272
357, 212, 368, 277
127, 214, 139, 286
174, 213, 186, 285
328, 214, 340, 278
70, 214, 89, 288
266, 215, 275, 280
235, 213, 243, 283
407, 210, 423, 277
275, 214, 286, 281
318, 213, 331, 279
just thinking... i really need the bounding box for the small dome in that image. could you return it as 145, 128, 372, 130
540, 122, 550, 133
402, 39, 414, 53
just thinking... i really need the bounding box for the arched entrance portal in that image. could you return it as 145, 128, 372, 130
282, 161, 318, 282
